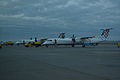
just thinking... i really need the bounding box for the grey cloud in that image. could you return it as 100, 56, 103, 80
0, 13, 62, 22
83, 0, 116, 9
0, 0, 120, 40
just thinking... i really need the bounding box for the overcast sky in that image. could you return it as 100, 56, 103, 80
0, 0, 120, 41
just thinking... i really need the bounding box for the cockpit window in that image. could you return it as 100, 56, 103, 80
47, 40, 52, 41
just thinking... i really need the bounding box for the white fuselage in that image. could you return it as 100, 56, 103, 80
42, 37, 102, 47
42, 38, 82, 45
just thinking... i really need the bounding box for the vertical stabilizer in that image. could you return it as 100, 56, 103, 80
101, 28, 113, 38
58, 33, 65, 38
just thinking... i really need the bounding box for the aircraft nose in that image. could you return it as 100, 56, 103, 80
41, 42, 46, 45
41, 41, 49, 45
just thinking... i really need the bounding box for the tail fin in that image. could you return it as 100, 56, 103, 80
58, 33, 65, 38
101, 28, 113, 38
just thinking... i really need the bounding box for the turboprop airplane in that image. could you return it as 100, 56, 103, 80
42, 28, 112, 47
42, 33, 90, 47
79, 28, 113, 47
42, 33, 81, 47
15, 39, 35, 45
15, 37, 38, 45
16, 37, 42, 47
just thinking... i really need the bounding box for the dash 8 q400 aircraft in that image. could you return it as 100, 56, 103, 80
42, 28, 112, 47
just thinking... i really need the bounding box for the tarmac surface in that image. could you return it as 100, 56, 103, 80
0, 44, 120, 80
